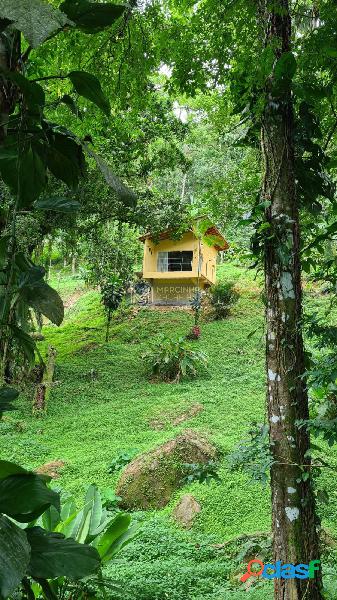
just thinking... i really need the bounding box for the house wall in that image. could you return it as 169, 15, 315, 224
142, 231, 217, 285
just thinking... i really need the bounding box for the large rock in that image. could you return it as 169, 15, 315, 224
116, 429, 217, 510
173, 494, 201, 528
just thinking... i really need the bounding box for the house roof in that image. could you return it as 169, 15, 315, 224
139, 221, 229, 252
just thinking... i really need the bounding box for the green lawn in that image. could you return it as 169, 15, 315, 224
1, 264, 337, 599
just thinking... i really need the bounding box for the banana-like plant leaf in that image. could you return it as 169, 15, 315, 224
0, 515, 31, 600
22, 281, 64, 326
0, 0, 72, 47
41, 505, 61, 532
60, 0, 125, 33
26, 527, 101, 579
85, 484, 104, 537
35, 197, 81, 213
0, 460, 28, 480
11, 326, 36, 365
69, 71, 110, 116
92, 513, 139, 563
0, 473, 60, 522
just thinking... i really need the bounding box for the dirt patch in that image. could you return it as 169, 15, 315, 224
36, 460, 65, 479
63, 289, 86, 310
149, 403, 203, 431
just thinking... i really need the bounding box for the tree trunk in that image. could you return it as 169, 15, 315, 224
260, 1, 322, 599
33, 346, 57, 415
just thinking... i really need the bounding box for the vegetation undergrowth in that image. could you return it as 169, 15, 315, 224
1, 263, 337, 599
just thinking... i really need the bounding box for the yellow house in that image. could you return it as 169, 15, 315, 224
139, 222, 229, 305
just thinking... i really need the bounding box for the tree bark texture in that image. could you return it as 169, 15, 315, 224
260, 1, 322, 599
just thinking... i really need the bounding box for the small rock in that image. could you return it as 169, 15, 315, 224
173, 494, 201, 528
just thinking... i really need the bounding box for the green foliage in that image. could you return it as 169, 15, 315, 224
182, 461, 221, 486
142, 336, 208, 382
108, 449, 139, 474
228, 423, 273, 486
0, 459, 103, 598
208, 281, 239, 320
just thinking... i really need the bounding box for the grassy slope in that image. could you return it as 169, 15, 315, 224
1, 264, 336, 599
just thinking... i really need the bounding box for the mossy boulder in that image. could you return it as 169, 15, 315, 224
116, 429, 217, 510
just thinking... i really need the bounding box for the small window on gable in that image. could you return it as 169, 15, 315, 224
157, 251, 193, 272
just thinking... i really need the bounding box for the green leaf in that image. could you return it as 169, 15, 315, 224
46, 131, 85, 188
0, 473, 60, 522
0, 515, 31, 600
35, 197, 81, 213
59, 94, 82, 118
85, 484, 103, 537
0, 460, 28, 480
1, 71, 45, 106
11, 326, 36, 365
26, 527, 101, 579
41, 505, 61, 532
274, 51, 297, 81
60, 0, 125, 33
0, 0, 72, 47
92, 513, 138, 563
91, 151, 137, 206
22, 281, 64, 326
69, 70, 110, 116
18, 144, 46, 207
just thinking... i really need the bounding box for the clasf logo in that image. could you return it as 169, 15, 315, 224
240, 559, 320, 582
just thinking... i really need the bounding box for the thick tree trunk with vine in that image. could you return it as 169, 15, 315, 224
260, 1, 322, 599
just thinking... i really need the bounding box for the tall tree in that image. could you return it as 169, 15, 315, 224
260, 1, 322, 598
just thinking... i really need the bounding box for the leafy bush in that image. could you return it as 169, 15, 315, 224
182, 460, 221, 485
108, 449, 139, 474
142, 337, 208, 382
208, 281, 239, 319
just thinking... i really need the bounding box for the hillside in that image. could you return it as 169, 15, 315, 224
1, 263, 336, 599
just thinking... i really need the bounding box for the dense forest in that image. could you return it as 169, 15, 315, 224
0, 1, 337, 599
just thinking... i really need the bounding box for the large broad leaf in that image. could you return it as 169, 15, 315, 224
1, 71, 44, 107
35, 196, 81, 213
91, 151, 137, 206
60, 0, 125, 33
11, 326, 36, 365
46, 132, 85, 188
41, 505, 61, 532
85, 484, 104, 537
68, 71, 110, 116
92, 513, 139, 563
0, 460, 28, 480
0, 473, 60, 522
0, 515, 31, 600
26, 527, 101, 580
18, 144, 46, 207
0, 0, 72, 47
22, 281, 64, 326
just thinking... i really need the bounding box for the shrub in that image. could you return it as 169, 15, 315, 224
208, 281, 239, 319
142, 336, 208, 382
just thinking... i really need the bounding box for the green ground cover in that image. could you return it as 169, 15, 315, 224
1, 263, 337, 599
